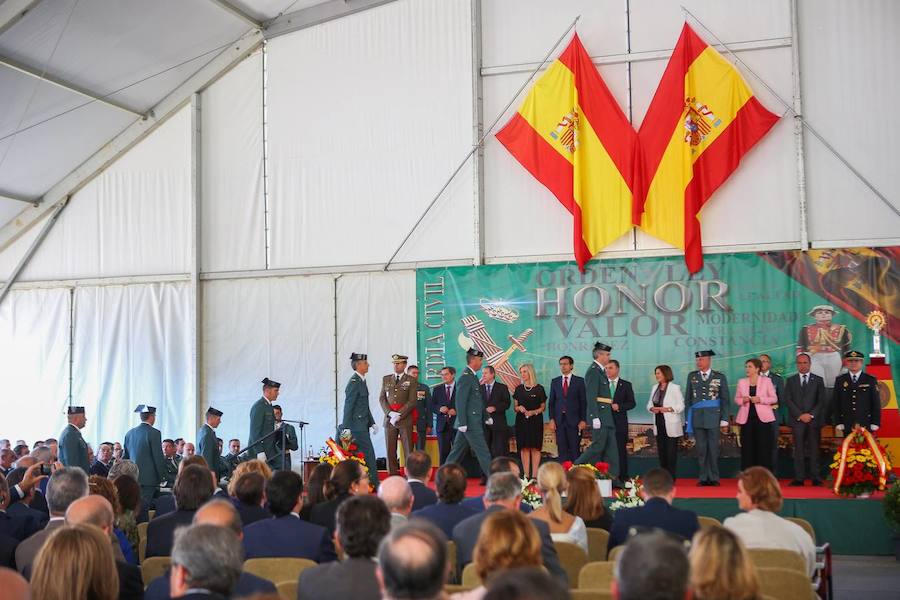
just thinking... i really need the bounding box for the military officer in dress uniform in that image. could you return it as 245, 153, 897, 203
58, 406, 90, 473
197, 407, 224, 476
797, 305, 851, 390
575, 342, 620, 481
833, 350, 881, 435
248, 378, 279, 466
685, 350, 731, 486
407, 365, 431, 451
446, 348, 493, 478
341, 353, 378, 488
273, 405, 299, 471
380, 354, 418, 475
161, 438, 179, 487
123, 405, 168, 507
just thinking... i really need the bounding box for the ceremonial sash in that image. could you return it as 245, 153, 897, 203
686, 399, 720, 434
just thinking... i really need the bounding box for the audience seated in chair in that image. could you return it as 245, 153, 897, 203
146, 464, 214, 558
528, 462, 588, 553
612, 531, 690, 600
4, 467, 49, 536
412, 463, 477, 538
377, 520, 448, 600
233, 472, 271, 526
607, 468, 700, 551
243, 470, 336, 562
565, 465, 612, 530
169, 524, 243, 600
481, 567, 568, 600
690, 525, 761, 600
299, 463, 332, 521
154, 455, 210, 517
723, 467, 816, 577
461, 457, 532, 514
405, 450, 437, 511
298, 495, 391, 600
379, 476, 416, 530
31, 523, 120, 600
309, 459, 371, 534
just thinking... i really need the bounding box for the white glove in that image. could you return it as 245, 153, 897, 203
485, 418, 494, 426
835, 424, 844, 431
370, 424, 379, 435
389, 411, 401, 419
390, 416, 400, 427
870, 424, 879, 432
458, 425, 468, 433
719, 420, 729, 428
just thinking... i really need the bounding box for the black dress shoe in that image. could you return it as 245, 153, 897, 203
479, 475, 487, 485
710, 481, 721, 486
697, 481, 708, 487
811, 479, 823, 486
789, 479, 805, 487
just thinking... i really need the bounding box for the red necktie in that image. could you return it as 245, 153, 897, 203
563, 376, 569, 397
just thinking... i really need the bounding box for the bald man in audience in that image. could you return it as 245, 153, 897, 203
378, 476, 415, 530
65, 495, 143, 599
0, 567, 29, 600
377, 521, 448, 600
144, 499, 277, 600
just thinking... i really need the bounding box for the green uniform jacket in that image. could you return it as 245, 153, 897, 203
123, 422, 167, 489
197, 423, 220, 474
58, 423, 90, 473
454, 367, 485, 430
342, 373, 375, 431
584, 361, 615, 427
248, 397, 276, 458
685, 370, 731, 429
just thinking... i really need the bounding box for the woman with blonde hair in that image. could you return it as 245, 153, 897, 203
528, 462, 587, 551
513, 363, 546, 479
31, 524, 119, 600
452, 510, 543, 600
690, 526, 761, 600
565, 464, 612, 530
226, 459, 273, 497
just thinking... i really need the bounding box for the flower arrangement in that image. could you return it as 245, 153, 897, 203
561, 461, 612, 480
521, 478, 542, 510
319, 429, 367, 468
829, 426, 893, 497
609, 476, 644, 511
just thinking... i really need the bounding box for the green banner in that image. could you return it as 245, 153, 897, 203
416, 248, 899, 433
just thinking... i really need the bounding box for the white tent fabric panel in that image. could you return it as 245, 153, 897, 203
71, 283, 194, 447
266, 0, 475, 268
799, 0, 900, 244
202, 275, 336, 460
15, 107, 191, 281
201, 51, 266, 273
336, 270, 416, 457
0, 288, 71, 443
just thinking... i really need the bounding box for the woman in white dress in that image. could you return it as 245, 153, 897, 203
647, 364, 685, 481
528, 462, 587, 552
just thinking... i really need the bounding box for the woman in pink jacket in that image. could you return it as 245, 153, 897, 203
734, 358, 778, 472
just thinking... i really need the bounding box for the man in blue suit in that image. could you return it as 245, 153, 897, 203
411, 463, 477, 538
607, 468, 700, 551
430, 366, 457, 465
146, 464, 214, 558
548, 355, 587, 463
243, 470, 336, 562
607, 360, 636, 480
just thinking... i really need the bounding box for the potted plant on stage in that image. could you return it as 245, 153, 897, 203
828, 425, 892, 498
562, 461, 613, 497
884, 481, 900, 561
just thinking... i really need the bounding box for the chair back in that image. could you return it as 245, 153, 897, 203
243, 557, 317, 583
757, 566, 816, 600
148, 510, 156, 520
697, 516, 721, 530
447, 540, 458, 581
747, 548, 807, 574
137, 522, 149, 563
276, 580, 298, 600
785, 517, 816, 544
461, 563, 481, 587
571, 590, 613, 599
578, 561, 614, 591
585, 528, 609, 562
141, 556, 171, 587
445, 584, 474, 594
607, 544, 625, 563
553, 540, 588, 587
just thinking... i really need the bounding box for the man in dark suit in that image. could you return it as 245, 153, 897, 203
405, 450, 437, 512
243, 470, 336, 562
0, 449, 15, 477
606, 360, 636, 480
89, 442, 114, 477
123, 404, 168, 507
834, 350, 881, 435
0, 531, 17, 569
161, 438, 180, 487
298, 495, 390, 600
453, 472, 566, 586
408, 365, 432, 451
412, 463, 477, 538
146, 464, 214, 558
4, 468, 47, 536
548, 355, 587, 463
431, 366, 457, 465
145, 499, 277, 600
65, 495, 143, 600
232, 472, 271, 526
170, 524, 244, 600
58, 406, 90, 473
607, 468, 700, 550
760, 353, 786, 473
273, 404, 299, 471
482, 365, 511, 461
5, 461, 48, 518
784, 353, 827, 486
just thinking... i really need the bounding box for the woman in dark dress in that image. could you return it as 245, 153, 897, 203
309, 459, 370, 533
514, 363, 546, 480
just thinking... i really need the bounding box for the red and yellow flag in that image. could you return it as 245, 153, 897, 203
635, 23, 779, 273
496, 34, 636, 271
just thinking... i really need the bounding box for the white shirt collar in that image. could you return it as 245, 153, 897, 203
761, 371, 770, 377
609, 378, 618, 385
593, 360, 604, 369
849, 368, 863, 375
700, 369, 711, 377
355, 370, 367, 381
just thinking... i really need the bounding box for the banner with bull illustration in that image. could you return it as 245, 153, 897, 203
416, 247, 899, 460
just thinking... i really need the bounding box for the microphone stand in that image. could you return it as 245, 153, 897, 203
280, 418, 308, 474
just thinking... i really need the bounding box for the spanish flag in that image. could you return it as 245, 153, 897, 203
635, 23, 779, 273
496, 34, 635, 271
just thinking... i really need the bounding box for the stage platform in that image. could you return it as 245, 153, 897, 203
383, 471, 892, 556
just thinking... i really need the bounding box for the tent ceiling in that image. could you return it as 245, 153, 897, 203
0, 0, 345, 232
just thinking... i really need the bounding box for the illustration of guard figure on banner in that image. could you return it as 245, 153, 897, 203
797, 305, 852, 389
